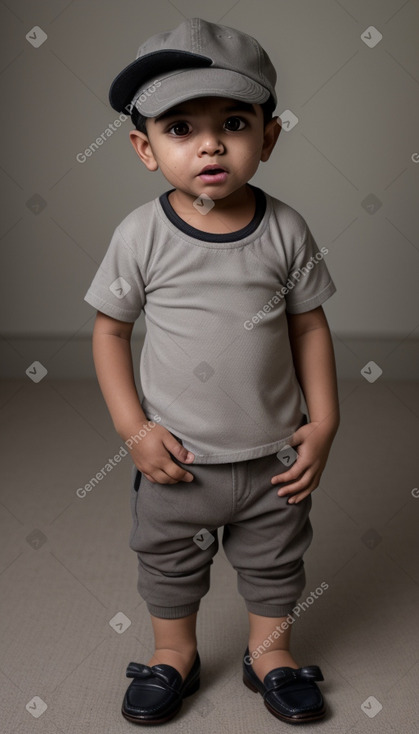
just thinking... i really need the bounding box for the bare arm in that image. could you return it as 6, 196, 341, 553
92, 311, 194, 483
92, 312, 145, 434
271, 305, 340, 502
287, 305, 340, 430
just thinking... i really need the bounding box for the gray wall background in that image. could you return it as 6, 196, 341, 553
1, 0, 418, 378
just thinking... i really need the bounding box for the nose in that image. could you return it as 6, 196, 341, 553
197, 130, 225, 156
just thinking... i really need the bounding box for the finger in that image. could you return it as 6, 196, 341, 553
277, 471, 313, 496
140, 449, 195, 483
145, 471, 180, 485
165, 456, 195, 482
286, 475, 320, 503
271, 470, 297, 485
277, 482, 304, 496
281, 473, 320, 500
155, 460, 195, 484
287, 488, 312, 505
271, 461, 306, 484
165, 436, 195, 464
140, 464, 184, 484
175, 466, 195, 482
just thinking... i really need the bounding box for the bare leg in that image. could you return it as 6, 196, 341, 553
248, 612, 299, 681
146, 612, 198, 681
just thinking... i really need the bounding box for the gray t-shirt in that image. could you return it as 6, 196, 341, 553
84, 185, 336, 463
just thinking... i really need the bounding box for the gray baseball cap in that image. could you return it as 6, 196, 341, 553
109, 17, 277, 117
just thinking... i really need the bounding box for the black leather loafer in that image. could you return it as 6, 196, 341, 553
243, 647, 326, 724
121, 653, 200, 725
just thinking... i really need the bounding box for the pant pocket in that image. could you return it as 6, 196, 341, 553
133, 466, 142, 492
129, 466, 142, 544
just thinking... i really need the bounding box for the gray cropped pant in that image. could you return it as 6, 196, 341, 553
129, 437, 313, 620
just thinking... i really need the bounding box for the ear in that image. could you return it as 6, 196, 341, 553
260, 117, 281, 162
129, 129, 159, 171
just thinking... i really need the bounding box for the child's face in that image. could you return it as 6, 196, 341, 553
129, 96, 280, 201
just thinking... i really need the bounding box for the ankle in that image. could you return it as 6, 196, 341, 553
148, 647, 197, 681
248, 648, 299, 677
155, 644, 197, 658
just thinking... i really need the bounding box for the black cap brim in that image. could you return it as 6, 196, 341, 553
109, 49, 213, 113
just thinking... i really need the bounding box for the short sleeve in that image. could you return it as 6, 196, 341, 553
84, 226, 145, 322
285, 224, 336, 314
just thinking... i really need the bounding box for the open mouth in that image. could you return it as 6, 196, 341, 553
198, 166, 228, 183
200, 168, 225, 175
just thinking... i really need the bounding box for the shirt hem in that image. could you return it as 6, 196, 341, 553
84, 291, 139, 322
286, 280, 337, 314
180, 432, 305, 464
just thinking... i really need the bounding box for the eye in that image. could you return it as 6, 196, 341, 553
168, 121, 191, 136
224, 116, 246, 131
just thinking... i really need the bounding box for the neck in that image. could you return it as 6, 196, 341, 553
168, 184, 256, 233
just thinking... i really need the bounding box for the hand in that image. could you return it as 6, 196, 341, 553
126, 423, 195, 484
271, 421, 336, 504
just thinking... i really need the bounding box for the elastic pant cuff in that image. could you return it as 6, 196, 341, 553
146, 600, 201, 619
245, 600, 296, 617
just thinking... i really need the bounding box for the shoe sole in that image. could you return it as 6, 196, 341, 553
121, 677, 200, 725
243, 674, 326, 724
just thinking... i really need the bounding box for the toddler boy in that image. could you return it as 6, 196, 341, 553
85, 17, 339, 726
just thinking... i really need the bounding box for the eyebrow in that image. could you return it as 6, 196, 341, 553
154, 102, 256, 124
